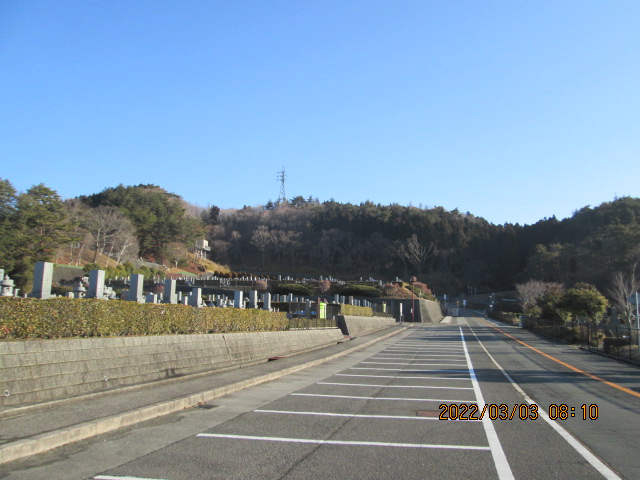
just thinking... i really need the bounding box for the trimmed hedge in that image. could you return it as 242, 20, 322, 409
0, 297, 288, 339
334, 284, 382, 298
341, 304, 375, 317
271, 283, 316, 296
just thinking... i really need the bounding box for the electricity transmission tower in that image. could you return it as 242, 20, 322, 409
276, 167, 287, 205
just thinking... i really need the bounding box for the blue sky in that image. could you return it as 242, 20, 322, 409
1, 1, 638, 225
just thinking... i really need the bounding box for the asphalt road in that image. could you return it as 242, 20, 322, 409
3, 315, 640, 480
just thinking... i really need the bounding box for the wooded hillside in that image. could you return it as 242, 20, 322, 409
1, 178, 638, 296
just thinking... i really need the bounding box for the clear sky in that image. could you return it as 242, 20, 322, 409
1, 1, 638, 225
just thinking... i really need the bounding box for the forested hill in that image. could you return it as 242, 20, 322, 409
208, 196, 640, 293
0, 178, 638, 294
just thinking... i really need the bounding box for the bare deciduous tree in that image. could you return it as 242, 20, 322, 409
516, 280, 548, 314
608, 264, 640, 323
250, 226, 272, 267
398, 234, 435, 276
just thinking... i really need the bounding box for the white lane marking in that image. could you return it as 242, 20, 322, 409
466, 321, 622, 480
254, 409, 458, 421
336, 374, 472, 382
361, 361, 467, 366
370, 358, 467, 363
349, 367, 470, 373
94, 476, 169, 480
196, 433, 490, 450
374, 352, 464, 358
460, 326, 514, 480
317, 382, 473, 390
386, 346, 464, 350
291, 393, 476, 402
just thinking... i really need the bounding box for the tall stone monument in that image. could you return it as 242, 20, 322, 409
30, 261, 53, 299
128, 274, 144, 303
87, 269, 105, 299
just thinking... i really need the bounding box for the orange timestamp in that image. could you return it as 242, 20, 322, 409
438, 403, 599, 421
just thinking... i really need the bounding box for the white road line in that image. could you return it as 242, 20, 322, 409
254, 409, 455, 421
336, 374, 472, 382
370, 358, 466, 362
460, 326, 514, 480
317, 382, 473, 390
372, 354, 466, 358
196, 433, 490, 450
349, 367, 470, 373
387, 346, 464, 349
94, 476, 169, 480
291, 393, 476, 402
466, 321, 622, 480
361, 361, 467, 366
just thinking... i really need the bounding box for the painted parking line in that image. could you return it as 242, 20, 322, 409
372, 353, 466, 358
196, 433, 490, 451
254, 409, 470, 421
349, 367, 470, 373
291, 393, 476, 402
370, 358, 467, 363
317, 382, 473, 390
336, 373, 472, 381
361, 361, 468, 366
94, 476, 169, 480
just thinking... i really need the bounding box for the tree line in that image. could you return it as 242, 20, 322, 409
1, 178, 639, 303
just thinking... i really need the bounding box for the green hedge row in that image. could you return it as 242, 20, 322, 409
334, 284, 382, 298
0, 297, 288, 339
341, 304, 375, 317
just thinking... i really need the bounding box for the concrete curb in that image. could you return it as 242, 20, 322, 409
0, 325, 409, 465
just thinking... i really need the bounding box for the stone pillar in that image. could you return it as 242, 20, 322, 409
305, 299, 312, 317
349, 296, 354, 305
234, 290, 244, 309
30, 261, 53, 299
248, 290, 258, 309
128, 274, 144, 302
333, 294, 340, 304
262, 292, 272, 311
189, 287, 202, 307
87, 269, 105, 299
145, 293, 158, 304
163, 278, 177, 304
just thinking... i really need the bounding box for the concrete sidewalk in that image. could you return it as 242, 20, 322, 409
0, 324, 409, 465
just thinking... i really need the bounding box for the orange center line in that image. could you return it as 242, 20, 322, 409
475, 317, 640, 399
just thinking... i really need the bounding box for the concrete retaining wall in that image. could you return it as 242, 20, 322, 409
418, 299, 444, 323
393, 299, 443, 322
341, 316, 397, 337
0, 329, 344, 409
